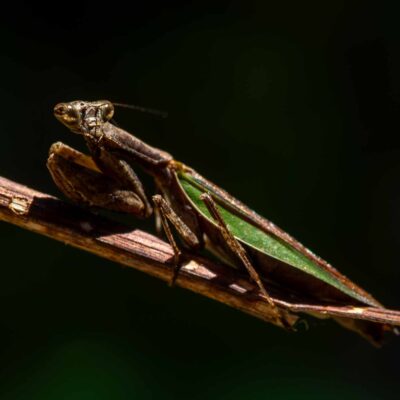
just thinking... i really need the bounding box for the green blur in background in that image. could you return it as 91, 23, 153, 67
0, 1, 399, 399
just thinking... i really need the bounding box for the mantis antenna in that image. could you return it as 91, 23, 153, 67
113, 102, 168, 119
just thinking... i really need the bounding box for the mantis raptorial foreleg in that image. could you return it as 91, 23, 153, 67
84, 136, 153, 218
49, 142, 101, 171
47, 142, 150, 216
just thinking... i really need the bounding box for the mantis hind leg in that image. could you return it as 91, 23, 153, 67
152, 194, 201, 285
200, 192, 291, 329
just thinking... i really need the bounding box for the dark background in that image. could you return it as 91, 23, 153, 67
0, 1, 399, 398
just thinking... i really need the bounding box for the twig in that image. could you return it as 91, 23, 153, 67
0, 176, 298, 328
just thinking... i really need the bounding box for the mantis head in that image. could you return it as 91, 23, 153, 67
54, 100, 114, 134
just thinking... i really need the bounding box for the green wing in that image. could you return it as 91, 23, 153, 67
178, 172, 372, 305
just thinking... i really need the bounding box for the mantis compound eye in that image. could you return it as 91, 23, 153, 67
100, 101, 114, 121
54, 102, 82, 133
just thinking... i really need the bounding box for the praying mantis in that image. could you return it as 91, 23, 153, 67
47, 100, 400, 344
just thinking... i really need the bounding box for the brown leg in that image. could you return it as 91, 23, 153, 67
152, 194, 200, 285
200, 193, 290, 328
88, 143, 153, 218
49, 142, 100, 172
47, 142, 148, 216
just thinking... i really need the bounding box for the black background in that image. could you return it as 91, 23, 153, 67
0, 1, 399, 399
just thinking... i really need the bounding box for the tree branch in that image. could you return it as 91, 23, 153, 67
0, 176, 298, 328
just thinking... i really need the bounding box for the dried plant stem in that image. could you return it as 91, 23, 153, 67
0, 176, 297, 328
